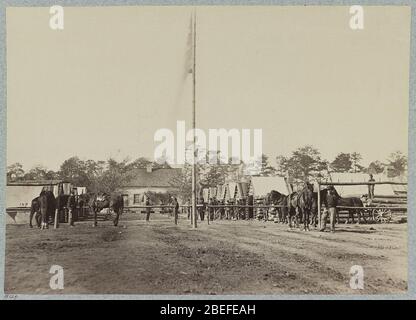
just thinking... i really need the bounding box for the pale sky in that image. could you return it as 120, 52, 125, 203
6, 6, 410, 171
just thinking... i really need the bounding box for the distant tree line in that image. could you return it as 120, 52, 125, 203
275, 147, 407, 180
6, 156, 171, 194
170, 146, 407, 200
7, 146, 407, 198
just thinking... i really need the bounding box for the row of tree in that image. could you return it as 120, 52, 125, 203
6, 156, 171, 194
275, 147, 407, 180
169, 147, 407, 200
7, 146, 407, 198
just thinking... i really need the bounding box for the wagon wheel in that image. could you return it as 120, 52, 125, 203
373, 207, 392, 224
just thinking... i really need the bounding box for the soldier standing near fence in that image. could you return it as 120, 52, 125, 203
368, 174, 375, 199
172, 197, 179, 225
66, 188, 77, 226
186, 198, 191, 219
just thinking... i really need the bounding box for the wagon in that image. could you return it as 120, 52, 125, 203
374, 207, 393, 223
362, 198, 406, 224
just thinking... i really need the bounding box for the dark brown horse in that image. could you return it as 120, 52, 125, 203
265, 190, 289, 223
317, 187, 365, 224
38, 190, 56, 229
298, 183, 314, 231
111, 194, 124, 226
29, 197, 41, 228
90, 193, 124, 227
288, 182, 314, 231
338, 197, 366, 224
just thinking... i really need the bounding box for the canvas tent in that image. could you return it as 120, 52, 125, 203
202, 188, 210, 202
6, 185, 44, 208
389, 176, 407, 195
250, 177, 289, 198
76, 187, 87, 195
236, 182, 250, 199
7, 180, 72, 208
6, 180, 72, 225
216, 185, 226, 200
224, 182, 238, 200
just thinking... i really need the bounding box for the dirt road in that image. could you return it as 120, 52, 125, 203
4, 213, 407, 295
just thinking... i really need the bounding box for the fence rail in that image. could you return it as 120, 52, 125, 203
319, 181, 407, 186
337, 205, 406, 211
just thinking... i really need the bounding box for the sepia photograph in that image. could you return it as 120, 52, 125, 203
3, 4, 411, 297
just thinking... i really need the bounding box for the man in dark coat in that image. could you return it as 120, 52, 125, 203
145, 196, 151, 222
66, 189, 77, 226
172, 197, 179, 225
320, 186, 338, 232
111, 194, 124, 226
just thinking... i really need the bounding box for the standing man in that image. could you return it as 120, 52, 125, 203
145, 195, 151, 222
368, 174, 375, 200
208, 197, 213, 221
186, 198, 191, 220
320, 186, 338, 233
173, 197, 179, 225
197, 196, 204, 221
66, 189, 77, 227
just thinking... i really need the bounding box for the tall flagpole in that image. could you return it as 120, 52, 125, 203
191, 9, 198, 228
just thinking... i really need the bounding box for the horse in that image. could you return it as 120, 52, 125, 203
338, 197, 366, 224
298, 183, 314, 231
38, 190, 56, 229
265, 190, 289, 223
29, 197, 41, 228
287, 182, 314, 231
90, 193, 124, 227
89, 193, 110, 226
318, 187, 366, 224
110, 194, 124, 226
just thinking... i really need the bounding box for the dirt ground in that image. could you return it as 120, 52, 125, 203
4, 212, 408, 295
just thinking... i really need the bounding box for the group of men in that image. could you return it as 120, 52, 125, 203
145, 196, 180, 224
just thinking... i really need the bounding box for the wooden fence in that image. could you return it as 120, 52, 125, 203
7, 181, 407, 227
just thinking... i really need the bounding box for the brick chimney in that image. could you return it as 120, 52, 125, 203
146, 163, 153, 173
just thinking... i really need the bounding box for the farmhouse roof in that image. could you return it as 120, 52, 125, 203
122, 168, 182, 188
